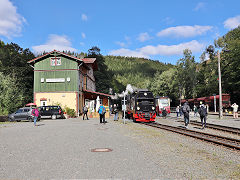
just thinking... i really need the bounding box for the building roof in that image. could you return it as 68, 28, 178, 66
84, 89, 113, 98
27, 50, 84, 64
82, 58, 98, 71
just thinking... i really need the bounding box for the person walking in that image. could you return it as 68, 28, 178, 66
194, 105, 198, 117
179, 105, 183, 116
98, 104, 106, 123
113, 104, 119, 121
182, 101, 190, 128
82, 105, 89, 120
32, 108, 39, 126
176, 106, 180, 117
231, 103, 239, 119
198, 103, 208, 129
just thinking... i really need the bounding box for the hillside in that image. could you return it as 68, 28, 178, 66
97, 55, 174, 93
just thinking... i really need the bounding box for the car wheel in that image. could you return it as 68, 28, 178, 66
52, 115, 57, 120
16, 120, 21, 122
28, 116, 33, 122
8, 117, 14, 122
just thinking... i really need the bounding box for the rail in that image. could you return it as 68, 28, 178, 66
142, 122, 240, 150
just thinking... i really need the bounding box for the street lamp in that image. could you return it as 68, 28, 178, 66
217, 50, 223, 119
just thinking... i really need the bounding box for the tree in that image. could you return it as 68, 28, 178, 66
87, 46, 114, 93
195, 45, 219, 97
215, 26, 240, 104
150, 68, 178, 105
0, 72, 24, 115
176, 49, 197, 99
0, 41, 35, 103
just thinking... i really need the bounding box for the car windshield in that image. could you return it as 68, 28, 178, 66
16, 109, 23, 113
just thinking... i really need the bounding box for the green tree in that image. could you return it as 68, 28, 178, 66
176, 49, 197, 99
150, 68, 178, 105
195, 45, 219, 97
0, 72, 24, 115
0, 41, 35, 103
215, 26, 240, 104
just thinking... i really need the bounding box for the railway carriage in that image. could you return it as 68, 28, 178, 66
126, 90, 156, 122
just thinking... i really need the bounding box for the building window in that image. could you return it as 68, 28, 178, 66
50, 57, 61, 66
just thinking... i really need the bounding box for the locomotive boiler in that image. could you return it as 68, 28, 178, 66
126, 89, 156, 122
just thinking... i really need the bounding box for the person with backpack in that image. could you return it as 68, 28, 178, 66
198, 103, 208, 129
98, 104, 106, 123
82, 105, 89, 120
32, 108, 39, 126
113, 104, 119, 121
182, 101, 190, 128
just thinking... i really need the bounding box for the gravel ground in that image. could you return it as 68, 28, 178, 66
0, 117, 239, 179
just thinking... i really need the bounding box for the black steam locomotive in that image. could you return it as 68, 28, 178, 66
125, 89, 156, 122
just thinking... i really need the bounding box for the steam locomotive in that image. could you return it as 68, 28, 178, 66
125, 89, 156, 122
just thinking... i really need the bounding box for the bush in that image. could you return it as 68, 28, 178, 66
64, 107, 76, 117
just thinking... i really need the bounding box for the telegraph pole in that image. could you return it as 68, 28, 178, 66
217, 51, 223, 119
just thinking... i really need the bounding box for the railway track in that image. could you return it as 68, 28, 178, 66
142, 122, 240, 150
189, 121, 240, 135
168, 116, 240, 135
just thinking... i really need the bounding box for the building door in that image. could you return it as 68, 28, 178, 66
41, 100, 47, 106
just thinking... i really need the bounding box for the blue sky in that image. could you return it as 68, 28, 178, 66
0, 0, 240, 64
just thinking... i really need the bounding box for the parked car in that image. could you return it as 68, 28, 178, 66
8, 107, 40, 122
39, 106, 64, 120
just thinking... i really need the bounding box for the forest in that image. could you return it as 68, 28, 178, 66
0, 27, 240, 115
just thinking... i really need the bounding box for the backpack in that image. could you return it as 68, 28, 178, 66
98, 106, 106, 115
199, 106, 206, 117
32, 109, 36, 115
83, 106, 88, 112
182, 105, 189, 113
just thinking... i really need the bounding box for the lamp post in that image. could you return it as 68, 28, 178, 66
217, 50, 223, 119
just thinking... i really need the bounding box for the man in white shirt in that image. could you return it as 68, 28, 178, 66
231, 103, 239, 119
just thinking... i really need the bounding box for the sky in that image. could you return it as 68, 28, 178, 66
0, 0, 240, 64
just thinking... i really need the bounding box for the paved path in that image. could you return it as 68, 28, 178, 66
0, 117, 239, 179
0, 118, 159, 179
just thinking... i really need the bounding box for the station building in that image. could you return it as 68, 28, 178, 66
27, 50, 112, 117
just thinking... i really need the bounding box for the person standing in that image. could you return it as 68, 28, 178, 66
176, 106, 180, 117
231, 103, 239, 119
32, 108, 39, 126
98, 104, 106, 123
82, 105, 89, 120
198, 104, 208, 129
182, 101, 190, 128
113, 104, 119, 121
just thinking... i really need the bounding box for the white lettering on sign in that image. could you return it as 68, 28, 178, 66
46, 78, 65, 83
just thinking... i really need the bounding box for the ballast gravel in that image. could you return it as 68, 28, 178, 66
0, 117, 239, 179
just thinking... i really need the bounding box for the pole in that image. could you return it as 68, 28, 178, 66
123, 91, 126, 124
217, 51, 223, 119
214, 95, 216, 113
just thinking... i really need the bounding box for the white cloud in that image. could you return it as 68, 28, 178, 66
137, 32, 152, 42
0, 0, 26, 38
109, 48, 149, 58
32, 34, 77, 54
81, 14, 88, 21
224, 15, 240, 29
109, 40, 205, 58
157, 25, 213, 38
81, 32, 86, 39
115, 41, 126, 47
193, 2, 205, 11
